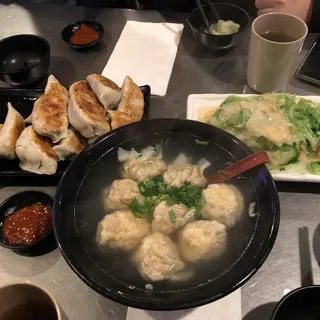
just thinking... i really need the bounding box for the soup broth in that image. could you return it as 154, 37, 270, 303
75, 133, 258, 291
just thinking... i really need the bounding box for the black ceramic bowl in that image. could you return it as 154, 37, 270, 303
61, 20, 104, 50
271, 286, 320, 320
0, 191, 54, 252
0, 34, 50, 86
188, 3, 249, 51
53, 119, 280, 311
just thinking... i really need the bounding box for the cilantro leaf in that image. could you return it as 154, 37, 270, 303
128, 198, 154, 218
129, 176, 205, 220
138, 176, 167, 197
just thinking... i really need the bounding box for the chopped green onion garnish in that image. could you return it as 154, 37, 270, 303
169, 209, 176, 224
195, 139, 209, 146
129, 176, 204, 220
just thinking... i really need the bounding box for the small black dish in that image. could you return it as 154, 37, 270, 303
61, 20, 104, 51
271, 286, 320, 320
0, 191, 54, 253
188, 2, 249, 51
0, 34, 50, 86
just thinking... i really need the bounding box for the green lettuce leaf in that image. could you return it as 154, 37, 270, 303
220, 95, 245, 106
306, 161, 320, 175
267, 143, 300, 167
284, 103, 320, 151
275, 93, 296, 108
209, 107, 251, 130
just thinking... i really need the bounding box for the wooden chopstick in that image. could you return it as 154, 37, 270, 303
195, 0, 211, 31
206, 0, 220, 22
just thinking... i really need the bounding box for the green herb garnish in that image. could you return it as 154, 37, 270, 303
194, 194, 206, 219
167, 182, 203, 208
279, 167, 286, 172
198, 193, 206, 206
129, 198, 154, 218
195, 139, 209, 146
169, 209, 176, 224
138, 175, 167, 197
129, 176, 205, 220
195, 208, 203, 219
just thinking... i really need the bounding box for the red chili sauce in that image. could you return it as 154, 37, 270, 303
2, 204, 52, 245
70, 24, 99, 45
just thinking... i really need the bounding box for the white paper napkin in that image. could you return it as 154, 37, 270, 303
126, 289, 241, 320
102, 21, 184, 96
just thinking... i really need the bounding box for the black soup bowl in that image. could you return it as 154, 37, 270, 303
0, 34, 50, 86
53, 119, 280, 311
188, 3, 249, 51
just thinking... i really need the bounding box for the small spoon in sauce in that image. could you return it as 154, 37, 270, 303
207, 151, 270, 185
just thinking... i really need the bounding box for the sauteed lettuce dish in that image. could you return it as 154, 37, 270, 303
202, 94, 320, 175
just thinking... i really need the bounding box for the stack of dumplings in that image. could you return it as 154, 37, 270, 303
0, 73, 145, 175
